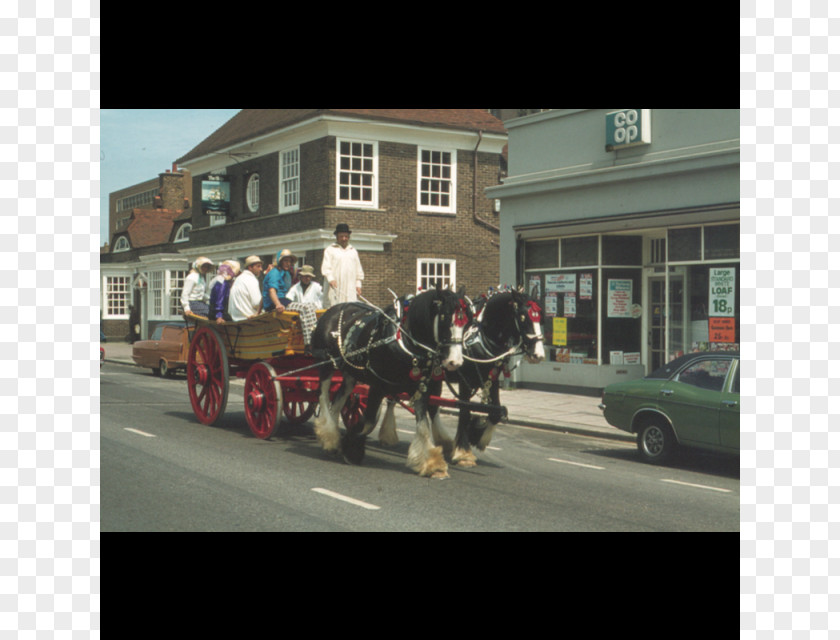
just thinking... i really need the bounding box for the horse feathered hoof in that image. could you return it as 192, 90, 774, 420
341, 433, 366, 465
452, 448, 477, 468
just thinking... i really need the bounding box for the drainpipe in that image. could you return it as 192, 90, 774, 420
473, 131, 500, 237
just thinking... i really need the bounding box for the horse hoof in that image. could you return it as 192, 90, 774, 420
429, 469, 450, 479
456, 458, 477, 468
341, 434, 366, 465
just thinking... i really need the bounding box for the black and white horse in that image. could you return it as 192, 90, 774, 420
447, 289, 545, 466
310, 285, 470, 478
377, 288, 545, 468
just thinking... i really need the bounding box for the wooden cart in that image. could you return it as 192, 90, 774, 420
185, 310, 368, 440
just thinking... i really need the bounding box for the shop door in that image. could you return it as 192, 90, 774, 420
648, 275, 684, 373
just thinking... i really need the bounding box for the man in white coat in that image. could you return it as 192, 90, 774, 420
321, 223, 364, 307
228, 255, 264, 322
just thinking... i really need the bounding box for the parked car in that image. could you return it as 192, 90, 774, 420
132, 322, 189, 377
599, 351, 739, 464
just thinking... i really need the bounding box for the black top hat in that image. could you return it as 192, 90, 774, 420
334, 223, 351, 235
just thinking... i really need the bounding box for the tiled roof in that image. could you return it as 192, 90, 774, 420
177, 109, 507, 164
115, 209, 185, 250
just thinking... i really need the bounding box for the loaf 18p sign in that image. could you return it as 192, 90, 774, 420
709, 268, 735, 316
605, 109, 651, 151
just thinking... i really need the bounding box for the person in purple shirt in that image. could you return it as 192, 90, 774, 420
208, 260, 240, 324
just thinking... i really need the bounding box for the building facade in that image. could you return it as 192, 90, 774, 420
100, 109, 507, 341
487, 109, 739, 394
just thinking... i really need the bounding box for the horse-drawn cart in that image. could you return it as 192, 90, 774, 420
185, 310, 368, 439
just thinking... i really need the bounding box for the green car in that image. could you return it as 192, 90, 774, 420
599, 351, 739, 464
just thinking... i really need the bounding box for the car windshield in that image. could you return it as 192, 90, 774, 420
151, 327, 164, 340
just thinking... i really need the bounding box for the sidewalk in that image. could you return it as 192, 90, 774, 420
102, 340, 632, 443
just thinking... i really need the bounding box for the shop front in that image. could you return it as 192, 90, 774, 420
489, 109, 739, 394
516, 217, 739, 393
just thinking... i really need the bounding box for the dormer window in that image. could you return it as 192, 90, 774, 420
113, 236, 130, 252
174, 223, 192, 243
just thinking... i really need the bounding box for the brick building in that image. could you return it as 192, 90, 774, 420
100, 109, 508, 340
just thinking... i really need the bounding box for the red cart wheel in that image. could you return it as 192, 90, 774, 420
341, 387, 368, 430
244, 362, 283, 439
187, 326, 229, 425
283, 399, 316, 424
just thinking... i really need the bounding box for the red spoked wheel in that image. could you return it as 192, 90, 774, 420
282, 397, 317, 424
187, 326, 229, 425
340, 386, 369, 430
244, 362, 282, 439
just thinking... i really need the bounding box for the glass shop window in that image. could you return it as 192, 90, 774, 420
704, 223, 739, 260
561, 236, 598, 267
531, 270, 599, 364
524, 239, 559, 270
688, 264, 740, 352
602, 235, 642, 266
601, 268, 642, 364
668, 227, 701, 262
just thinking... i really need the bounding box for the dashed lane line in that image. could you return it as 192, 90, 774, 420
660, 479, 732, 493
311, 488, 381, 511
548, 457, 605, 470
124, 428, 156, 438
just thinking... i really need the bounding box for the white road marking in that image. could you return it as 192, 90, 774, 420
661, 479, 731, 493
548, 457, 604, 470
124, 428, 156, 438
311, 488, 381, 511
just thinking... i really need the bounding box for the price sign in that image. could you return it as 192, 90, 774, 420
709, 317, 736, 343
709, 268, 735, 317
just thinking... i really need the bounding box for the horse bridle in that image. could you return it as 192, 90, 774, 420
461, 297, 544, 364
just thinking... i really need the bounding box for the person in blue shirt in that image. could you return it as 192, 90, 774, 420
262, 249, 297, 312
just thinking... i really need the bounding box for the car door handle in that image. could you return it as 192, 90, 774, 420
722, 400, 738, 407
660, 389, 674, 396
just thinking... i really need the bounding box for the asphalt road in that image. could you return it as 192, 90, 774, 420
101, 361, 740, 532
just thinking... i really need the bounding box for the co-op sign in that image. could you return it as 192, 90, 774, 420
605, 109, 651, 151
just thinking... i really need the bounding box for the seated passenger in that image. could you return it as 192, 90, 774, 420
286, 264, 323, 353
228, 256, 264, 322
262, 249, 297, 313
208, 260, 240, 324
181, 256, 214, 317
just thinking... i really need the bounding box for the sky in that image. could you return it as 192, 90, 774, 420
99, 109, 241, 246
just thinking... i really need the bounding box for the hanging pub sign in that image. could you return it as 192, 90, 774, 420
605, 109, 651, 151
201, 175, 230, 216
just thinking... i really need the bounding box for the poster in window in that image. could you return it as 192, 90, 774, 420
529, 275, 541, 299
709, 267, 736, 317
546, 274, 576, 293
607, 279, 633, 318
580, 273, 592, 300
544, 293, 557, 317
564, 293, 576, 318
552, 317, 567, 346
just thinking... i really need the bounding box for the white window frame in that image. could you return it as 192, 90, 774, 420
417, 147, 456, 214
246, 173, 260, 213
168, 270, 187, 317
279, 147, 300, 213
147, 269, 189, 320
417, 258, 456, 292
103, 275, 131, 318
113, 236, 130, 252
336, 138, 378, 209
174, 223, 191, 243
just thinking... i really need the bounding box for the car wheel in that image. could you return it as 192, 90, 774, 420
637, 418, 677, 464
159, 360, 173, 378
